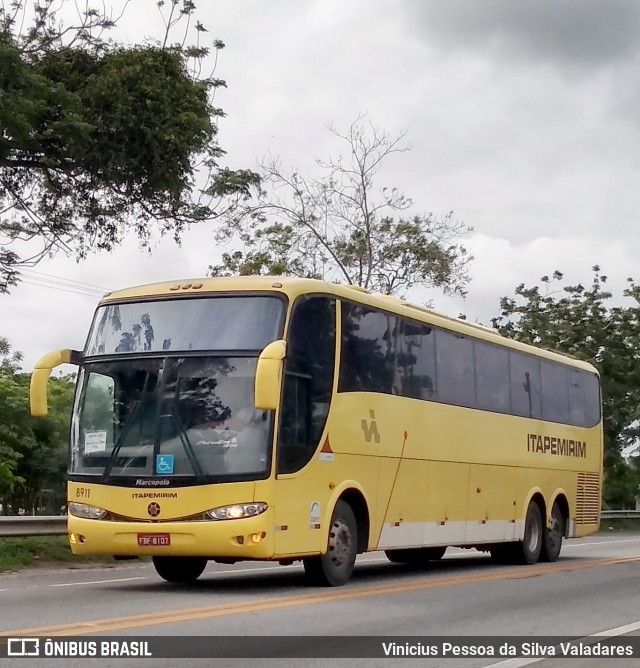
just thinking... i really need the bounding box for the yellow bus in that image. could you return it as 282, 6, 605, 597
30, 276, 603, 587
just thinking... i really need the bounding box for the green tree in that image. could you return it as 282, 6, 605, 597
17, 374, 75, 514
0, 0, 258, 293
0, 336, 26, 499
0, 334, 22, 371
0, 337, 74, 513
492, 267, 640, 506
211, 116, 472, 297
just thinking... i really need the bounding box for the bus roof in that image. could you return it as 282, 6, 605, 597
101, 276, 597, 374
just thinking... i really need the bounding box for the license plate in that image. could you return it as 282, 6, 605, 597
137, 533, 171, 547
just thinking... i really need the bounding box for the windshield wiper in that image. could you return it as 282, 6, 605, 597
103, 399, 142, 479
164, 407, 206, 480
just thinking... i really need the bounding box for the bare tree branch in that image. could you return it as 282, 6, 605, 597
212, 116, 472, 297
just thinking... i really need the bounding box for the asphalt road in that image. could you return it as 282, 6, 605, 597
2, 533, 640, 667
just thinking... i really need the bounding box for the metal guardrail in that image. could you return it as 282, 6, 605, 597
601, 510, 640, 519
0, 516, 67, 537
0, 511, 637, 539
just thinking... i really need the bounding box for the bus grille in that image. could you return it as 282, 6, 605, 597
575, 472, 600, 524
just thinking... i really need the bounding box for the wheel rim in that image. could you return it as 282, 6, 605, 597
547, 512, 563, 553
525, 509, 540, 553
328, 518, 353, 568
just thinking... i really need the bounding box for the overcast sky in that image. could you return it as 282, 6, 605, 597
3, 0, 640, 371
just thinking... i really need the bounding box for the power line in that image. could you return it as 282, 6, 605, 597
20, 269, 112, 292
19, 278, 105, 299
20, 274, 105, 296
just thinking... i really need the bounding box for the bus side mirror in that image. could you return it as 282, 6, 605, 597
30, 349, 82, 417
255, 340, 287, 411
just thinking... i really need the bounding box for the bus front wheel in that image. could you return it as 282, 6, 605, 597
303, 501, 357, 587
152, 556, 207, 583
385, 546, 447, 564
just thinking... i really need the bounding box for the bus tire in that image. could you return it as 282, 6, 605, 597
303, 501, 357, 587
152, 556, 207, 583
385, 546, 447, 564
491, 502, 543, 565
513, 502, 543, 565
540, 501, 564, 562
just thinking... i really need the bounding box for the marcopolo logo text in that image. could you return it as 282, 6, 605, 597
135, 479, 170, 486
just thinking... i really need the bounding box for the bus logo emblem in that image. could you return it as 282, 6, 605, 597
148, 502, 161, 517
361, 410, 380, 443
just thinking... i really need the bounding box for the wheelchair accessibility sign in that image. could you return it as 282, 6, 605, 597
156, 454, 175, 475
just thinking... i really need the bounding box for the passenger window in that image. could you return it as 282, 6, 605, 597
583, 372, 601, 428
435, 329, 476, 408
396, 319, 436, 400
475, 341, 510, 413
339, 304, 397, 394
568, 369, 586, 427
540, 360, 570, 424
510, 352, 542, 419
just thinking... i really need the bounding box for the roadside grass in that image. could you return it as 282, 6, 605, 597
599, 518, 640, 532
0, 536, 124, 573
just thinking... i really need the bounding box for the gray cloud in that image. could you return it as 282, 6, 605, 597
404, 0, 640, 70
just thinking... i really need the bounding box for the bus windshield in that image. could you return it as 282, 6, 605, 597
72, 294, 285, 483
71, 356, 271, 481
85, 295, 283, 355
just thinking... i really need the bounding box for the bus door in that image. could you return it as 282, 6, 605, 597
272, 296, 337, 557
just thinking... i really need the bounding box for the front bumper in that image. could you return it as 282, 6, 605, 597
67, 508, 275, 559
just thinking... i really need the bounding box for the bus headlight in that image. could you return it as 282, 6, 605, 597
68, 502, 108, 520
205, 502, 268, 521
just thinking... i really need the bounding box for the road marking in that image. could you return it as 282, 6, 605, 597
0, 559, 387, 593
485, 619, 640, 668
3, 554, 640, 637
50, 576, 148, 587
566, 538, 640, 547
593, 619, 640, 636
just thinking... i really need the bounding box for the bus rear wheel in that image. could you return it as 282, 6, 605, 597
540, 501, 564, 562
303, 501, 357, 587
152, 556, 207, 583
385, 546, 447, 564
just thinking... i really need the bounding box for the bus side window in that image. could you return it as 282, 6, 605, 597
510, 352, 542, 420
474, 340, 510, 413
583, 371, 601, 428
396, 320, 436, 400
278, 297, 336, 474
568, 369, 586, 427
339, 304, 396, 393
540, 360, 570, 424
435, 329, 476, 408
